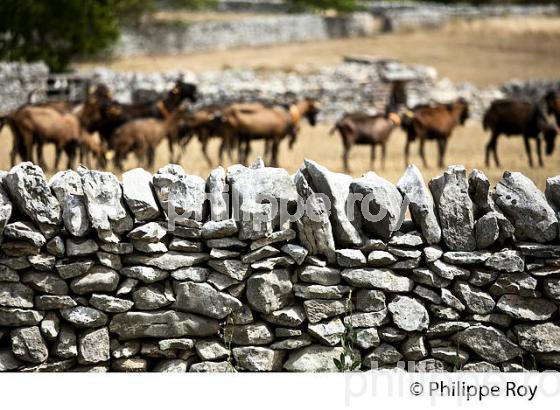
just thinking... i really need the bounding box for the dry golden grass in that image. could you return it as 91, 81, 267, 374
2, 122, 558, 190
76, 16, 560, 87
150, 11, 269, 23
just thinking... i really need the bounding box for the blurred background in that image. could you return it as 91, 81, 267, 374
0, 0, 559, 187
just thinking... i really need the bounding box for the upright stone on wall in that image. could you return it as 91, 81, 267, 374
397, 165, 441, 244
4, 162, 61, 238
429, 165, 476, 251
494, 171, 558, 242
302, 160, 363, 247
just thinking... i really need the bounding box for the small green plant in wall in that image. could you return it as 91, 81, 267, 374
334, 290, 361, 372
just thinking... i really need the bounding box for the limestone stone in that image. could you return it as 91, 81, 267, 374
455, 325, 522, 363
153, 164, 206, 222
110, 311, 220, 340
78, 327, 110, 364
123, 252, 209, 270
207, 166, 228, 221
303, 299, 346, 323
485, 250, 524, 273
336, 249, 366, 268
429, 165, 476, 251
70, 266, 119, 295
79, 167, 133, 242
11, 326, 48, 363
233, 347, 283, 371
50, 170, 91, 237
284, 346, 346, 372
122, 168, 160, 221
350, 172, 403, 241
246, 270, 293, 314
341, 268, 414, 292
22, 271, 68, 295
293, 169, 336, 263
308, 318, 345, 346
263, 305, 306, 327
396, 165, 441, 244
298, 265, 340, 286
0, 283, 34, 308
363, 343, 402, 368
293, 284, 350, 300
60, 306, 108, 328
493, 171, 558, 242
497, 294, 556, 321
5, 163, 61, 238
120, 266, 168, 283
201, 219, 238, 239
174, 281, 242, 319
300, 160, 363, 246
514, 323, 560, 353
231, 322, 274, 345
388, 296, 429, 332
453, 281, 495, 314
281, 244, 308, 265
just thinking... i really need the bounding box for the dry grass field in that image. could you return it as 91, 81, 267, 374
77, 16, 560, 86
2, 16, 560, 189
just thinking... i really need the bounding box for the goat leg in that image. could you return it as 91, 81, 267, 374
36, 142, 48, 170
53, 146, 62, 170
65, 143, 77, 170
243, 140, 252, 166
404, 139, 411, 168
419, 138, 428, 168
168, 136, 175, 164
270, 141, 279, 167
202, 138, 213, 167
536, 136, 544, 167
342, 144, 350, 173
523, 135, 534, 168
437, 138, 447, 168
148, 147, 156, 171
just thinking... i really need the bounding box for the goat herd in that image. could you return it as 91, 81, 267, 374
0, 80, 559, 173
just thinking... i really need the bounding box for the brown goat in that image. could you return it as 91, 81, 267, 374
545, 90, 560, 127
401, 98, 470, 168
78, 131, 107, 169
330, 112, 401, 172
178, 105, 232, 166
109, 108, 187, 171
222, 99, 319, 166
483, 98, 557, 167
6, 106, 81, 169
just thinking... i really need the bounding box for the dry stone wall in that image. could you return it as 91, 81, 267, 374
0, 160, 560, 372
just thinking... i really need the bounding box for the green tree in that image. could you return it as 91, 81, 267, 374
288, 0, 359, 12
0, 0, 213, 72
